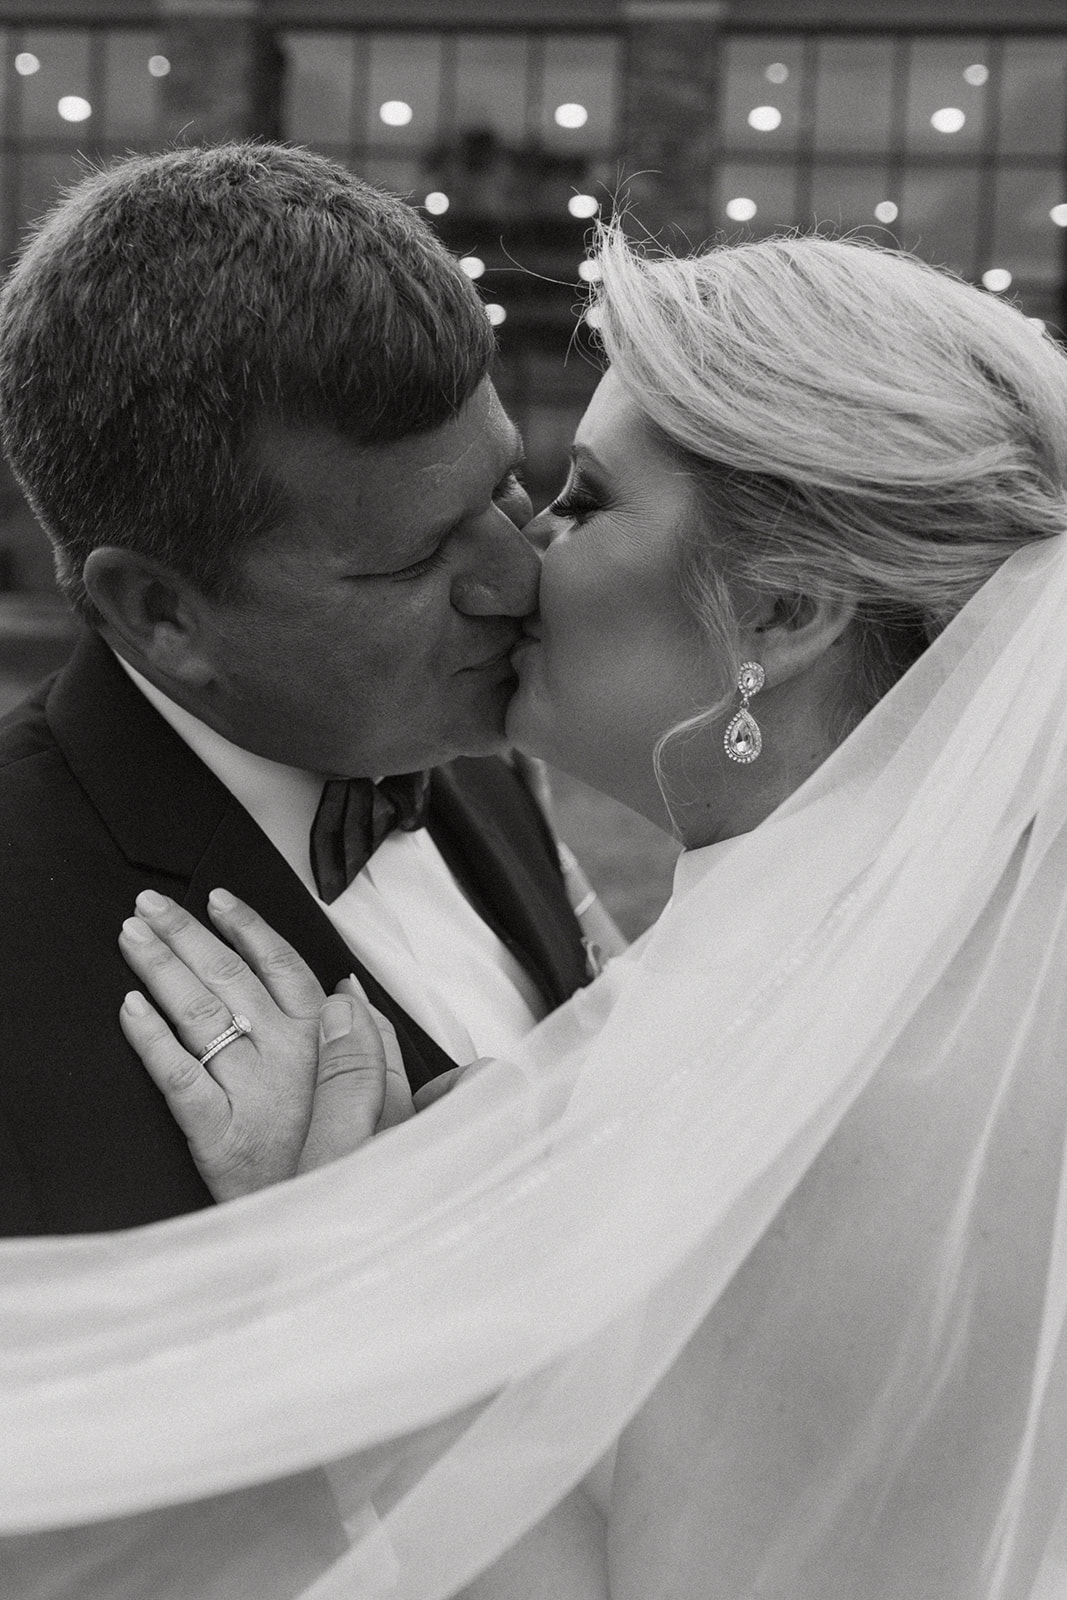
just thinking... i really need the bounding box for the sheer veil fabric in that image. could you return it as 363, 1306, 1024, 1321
4, 533, 1067, 1598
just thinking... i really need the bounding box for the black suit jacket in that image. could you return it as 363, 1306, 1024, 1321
0, 631, 589, 1236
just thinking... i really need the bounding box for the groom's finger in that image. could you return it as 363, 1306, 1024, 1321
207, 888, 324, 1017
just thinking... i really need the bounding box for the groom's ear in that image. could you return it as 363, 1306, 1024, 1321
82, 546, 215, 689
739, 588, 855, 689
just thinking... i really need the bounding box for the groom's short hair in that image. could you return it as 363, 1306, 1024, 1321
0, 143, 495, 620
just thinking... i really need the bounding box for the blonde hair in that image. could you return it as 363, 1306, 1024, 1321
593, 226, 1067, 738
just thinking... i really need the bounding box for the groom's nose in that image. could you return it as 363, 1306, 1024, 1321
451, 502, 542, 617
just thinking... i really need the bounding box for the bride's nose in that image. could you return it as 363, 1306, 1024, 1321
520, 507, 560, 554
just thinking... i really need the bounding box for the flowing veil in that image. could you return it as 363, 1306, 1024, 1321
4, 531, 1067, 1598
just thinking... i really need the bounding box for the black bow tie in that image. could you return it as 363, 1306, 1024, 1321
309, 772, 431, 903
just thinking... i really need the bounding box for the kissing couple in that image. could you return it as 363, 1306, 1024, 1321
2, 143, 1067, 1600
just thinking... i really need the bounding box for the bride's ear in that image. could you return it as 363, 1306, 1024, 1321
740, 588, 856, 688
82, 546, 216, 689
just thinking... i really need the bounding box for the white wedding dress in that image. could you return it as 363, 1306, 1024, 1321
3, 534, 1067, 1599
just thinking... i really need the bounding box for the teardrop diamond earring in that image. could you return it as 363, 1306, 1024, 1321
724, 661, 765, 764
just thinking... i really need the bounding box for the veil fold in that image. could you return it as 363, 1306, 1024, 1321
3, 535, 1067, 1598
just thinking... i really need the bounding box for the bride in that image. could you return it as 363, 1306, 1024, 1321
6, 228, 1067, 1600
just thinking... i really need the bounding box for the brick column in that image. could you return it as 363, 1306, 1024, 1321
621, 1, 725, 244
157, 0, 282, 143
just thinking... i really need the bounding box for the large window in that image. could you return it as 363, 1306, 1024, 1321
0, 26, 168, 265
715, 31, 1067, 326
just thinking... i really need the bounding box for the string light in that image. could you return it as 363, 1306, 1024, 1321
57, 96, 91, 122
585, 306, 604, 329
485, 303, 506, 326
578, 260, 602, 283
982, 268, 1012, 293
874, 201, 899, 224
962, 63, 989, 86
424, 192, 449, 215
14, 53, 40, 76
747, 106, 782, 132
1050, 204, 1067, 228
765, 63, 789, 84
568, 194, 599, 219
554, 103, 588, 129
930, 107, 966, 134
725, 197, 757, 221
459, 257, 485, 279
148, 55, 170, 78
379, 100, 413, 127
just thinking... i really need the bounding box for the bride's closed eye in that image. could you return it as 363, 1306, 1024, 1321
550, 488, 599, 525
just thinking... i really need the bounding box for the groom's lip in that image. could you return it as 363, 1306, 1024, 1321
459, 639, 521, 673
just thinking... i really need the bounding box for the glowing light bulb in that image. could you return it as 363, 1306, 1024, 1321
14, 53, 39, 76
747, 105, 782, 132
874, 200, 899, 224
148, 55, 170, 78
568, 194, 599, 219
982, 268, 1012, 293
379, 100, 413, 127
485, 303, 506, 326
725, 197, 757, 222
963, 63, 989, 86
578, 259, 602, 283
1050, 203, 1067, 228
424, 192, 449, 216
765, 63, 789, 84
57, 96, 91, 122
554, 103, 588, 129
459, 256, 485, 280
930, 107, 966, 134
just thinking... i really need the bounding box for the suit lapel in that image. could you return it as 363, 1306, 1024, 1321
428, 760, 590, 1008
47, 633, 458, 1090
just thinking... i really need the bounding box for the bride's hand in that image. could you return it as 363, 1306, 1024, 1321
118, 889, 406, 1200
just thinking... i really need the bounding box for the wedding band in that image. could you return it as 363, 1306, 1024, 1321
197, 1013, 252, 1067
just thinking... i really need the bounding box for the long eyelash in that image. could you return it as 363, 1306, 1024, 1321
550, 491, 598, 521
396, 546, 448, 581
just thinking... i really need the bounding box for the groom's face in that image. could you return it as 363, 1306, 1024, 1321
189, 380, 538, 777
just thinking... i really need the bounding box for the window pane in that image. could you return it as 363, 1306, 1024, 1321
999, 37, 1067, 157
102, 31, 164, 142
810, 164, 894, 232
454, 34, 529, 145
720, 37, 804, 154
16, 151, 78, 235
713, 162, 798, 232
905, 37, 988, 154
991, 165, 1065, 284
280, 32, 357, 145
813, 37, 896, 154
540, 34, 619, 151
20, 30, 92, 140
364, 33, 442, 147
898, 166, 981, 276
360, 155, 423, 198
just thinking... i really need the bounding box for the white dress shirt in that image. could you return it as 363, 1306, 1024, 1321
118, 661, 547, 1064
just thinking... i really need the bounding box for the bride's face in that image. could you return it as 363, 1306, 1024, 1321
507, 369, 726, 824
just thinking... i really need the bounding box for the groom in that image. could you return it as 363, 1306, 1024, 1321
0, 144, 591, 1236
